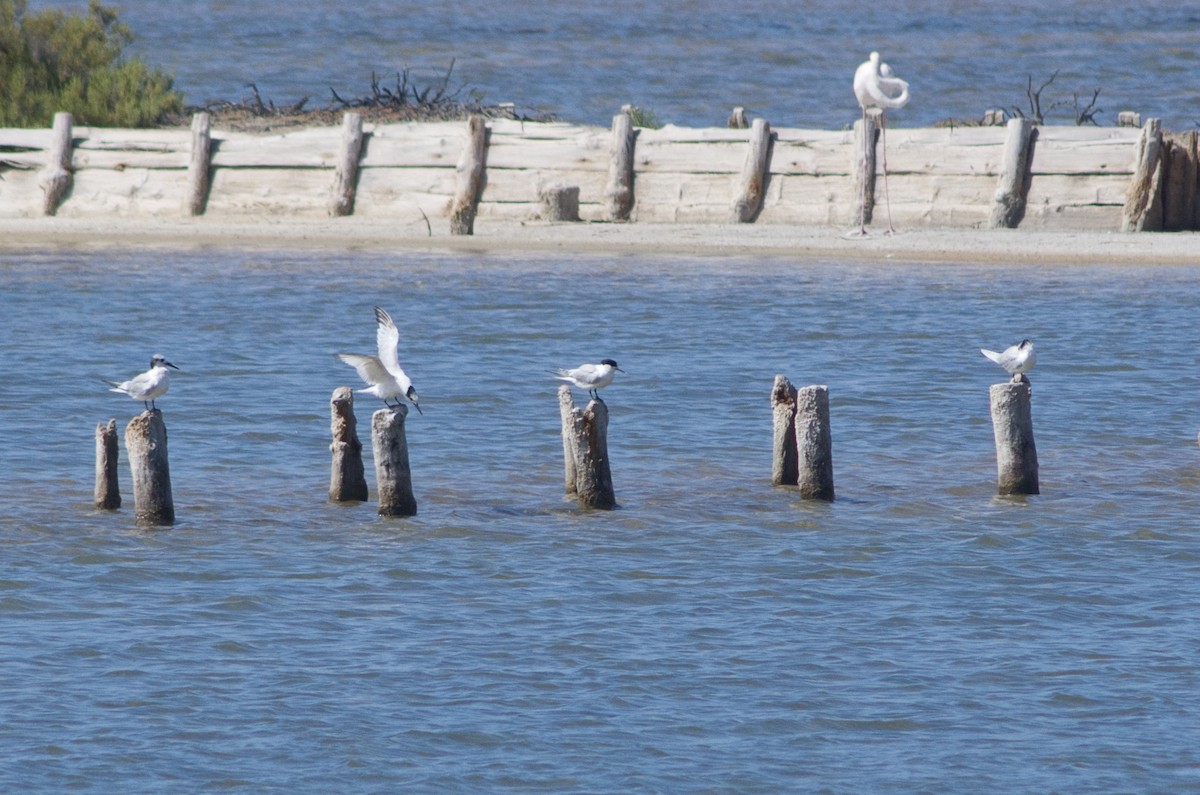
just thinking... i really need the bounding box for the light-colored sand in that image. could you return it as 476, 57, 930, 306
3, 216, 1197, 265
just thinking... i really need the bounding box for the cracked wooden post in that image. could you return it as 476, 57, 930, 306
1122, 118, 1164, 232
771, 375, 798, 486
329, 387, 368, 502
558, 385, 579, 495
989, 117, 1037, 229
125, 410, 174, 526
989, 380, 1039, 495
449, 114, 487, 235
558, 384, 615, 510
372, 406, 417, 516
852, 112, 880, 227
330, 111, 364, 217
94, 418, 121, 510
732, 117, 772, 223
604, 110, 636, 221
184, 112, 212, 216
795, 385, 834, 501
39, 112, 73, 216
1162, 130, 1198, 232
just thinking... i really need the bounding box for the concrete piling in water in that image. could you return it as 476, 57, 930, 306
371, 406, 417, 517
795, 385, 835, 501
557, 384, 616, 510
125, 410, 174, 526
989, 380, 1039, 495
94, 418, 121, 510
329, 387, 368, 502
771, 375, 798, 486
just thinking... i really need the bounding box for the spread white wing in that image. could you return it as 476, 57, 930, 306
374, 306, 403, 377
337, 353, 389, 387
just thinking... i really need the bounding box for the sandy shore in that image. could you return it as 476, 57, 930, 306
3, 216, 1197, 265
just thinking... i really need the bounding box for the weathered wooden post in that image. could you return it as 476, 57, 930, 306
795, 385, 834, 501
372, 406, 417, 517
558, 384, 579, 495
989, 117, 1037, 229
1122, 118, 1164, 232
39, 111, 73, 216
1162, 130, 1198, 232
989, 381, 1039, 495
1117, 111, 1142, 128
982, 108, 1007, 126
852, 111, 880, 228
604, 110, 636, 221
125, 410, 174, 526
94, 418, 121, 510
771, 375, 798, 486
449, 114, 487, 235
732, 118, 772, 223
727, 106, 749, 129
330, 112, 364, 217
557, 384, 616, 510
329, 387, 368, 502
184, 112, 212, 216
539, 183, 581, 221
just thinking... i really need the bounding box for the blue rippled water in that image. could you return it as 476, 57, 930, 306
25, 1, 1200, 130
2, 249, 1200, 791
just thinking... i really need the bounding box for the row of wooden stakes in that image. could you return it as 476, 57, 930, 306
93, 376, 1038, 526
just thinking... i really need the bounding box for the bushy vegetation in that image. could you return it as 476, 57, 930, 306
0, 0, 182, 127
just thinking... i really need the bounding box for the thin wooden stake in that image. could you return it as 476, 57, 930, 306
989, 381, 1039, 495
329, 387, 368, 502
39, 112, 73, 216
126, 409, 174, 526
449, 114, 487, 235
604, 112, 636, 221
852, 113, 879, 229
771, 375, 798, 486
732, 118, 772, 223
989, 117, 1037, 229
184, 112, 212, 216
1122, 118, 1164, 232
795, 385, 834, 501
330, 112, 364, 217
94, 418, 121, 510
372, 406, 417, 517
558, 384, 616, 510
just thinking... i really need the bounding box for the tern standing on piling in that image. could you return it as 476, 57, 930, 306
981, 339, 1036, 382
104, 354, 179, 410
554, 359, 625, 399
337, 306, 423, 414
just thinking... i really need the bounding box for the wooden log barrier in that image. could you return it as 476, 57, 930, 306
39, 111, 73, 216
1122, 118, 1164, 232
449, 114, 487, 235
330, 112, 364, 217
372, 406, 417, 517
795, 385, 834, 501
94, 418, 121, 510
604, 111, 637, 221
989, 117, 1037, 229
557, 384, 616, 510
989, 380, 1039, 495
771, 375, 798, 486
184, 112, 212, 216
539, 183, 581, 222
125, 409, 174, 526
329, 387, 368, 502
732, 118, 772, 223
852, 112, 880, 228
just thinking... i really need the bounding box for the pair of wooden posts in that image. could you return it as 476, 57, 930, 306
328, 387, 417, 516
93, 411, 174, 525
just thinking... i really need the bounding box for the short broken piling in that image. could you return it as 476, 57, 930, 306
795, 385, 835, 501
94, 418, 121, 510
329, 387, 368, 502
771, 375, 798, 486
558, 384, 616, 510
372, 406, 417, 517
989, 380, 1039, 495
125, 409, 174, 526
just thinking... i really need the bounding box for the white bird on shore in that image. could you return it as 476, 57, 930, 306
554, 359, 625, 399
104, 354, 179, 410
852, 51, 910, 236
336, 306, 422, 414
981, 339, 1037, 381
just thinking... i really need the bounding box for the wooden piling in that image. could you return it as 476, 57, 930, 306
728, 106, 749, 129
771, 375, 798, 486
329, 386, 368, 502
449, 114, 487, 235
557, 384, 616, 510
184, 112, 212, 216
989, 381, 1039, 495
1117, 111, 1142, 128
558, 384, 579, 495
852, 112, 880, 227
1122, 118, 1164, 232
94, 418, 121, 510
795, 385, 834, 501
989, 118, 1037, 229
604, 111, 637, 221
371, 406, 417, 517
539, 183, 581, 222
330, 112, 364, 217
1162, 130, 1198, 232
125, 410, 174, 526
732, 118, 772, 223
39, 112, 73, 216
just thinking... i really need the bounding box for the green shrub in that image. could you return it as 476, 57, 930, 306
0, 0, 182, 127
